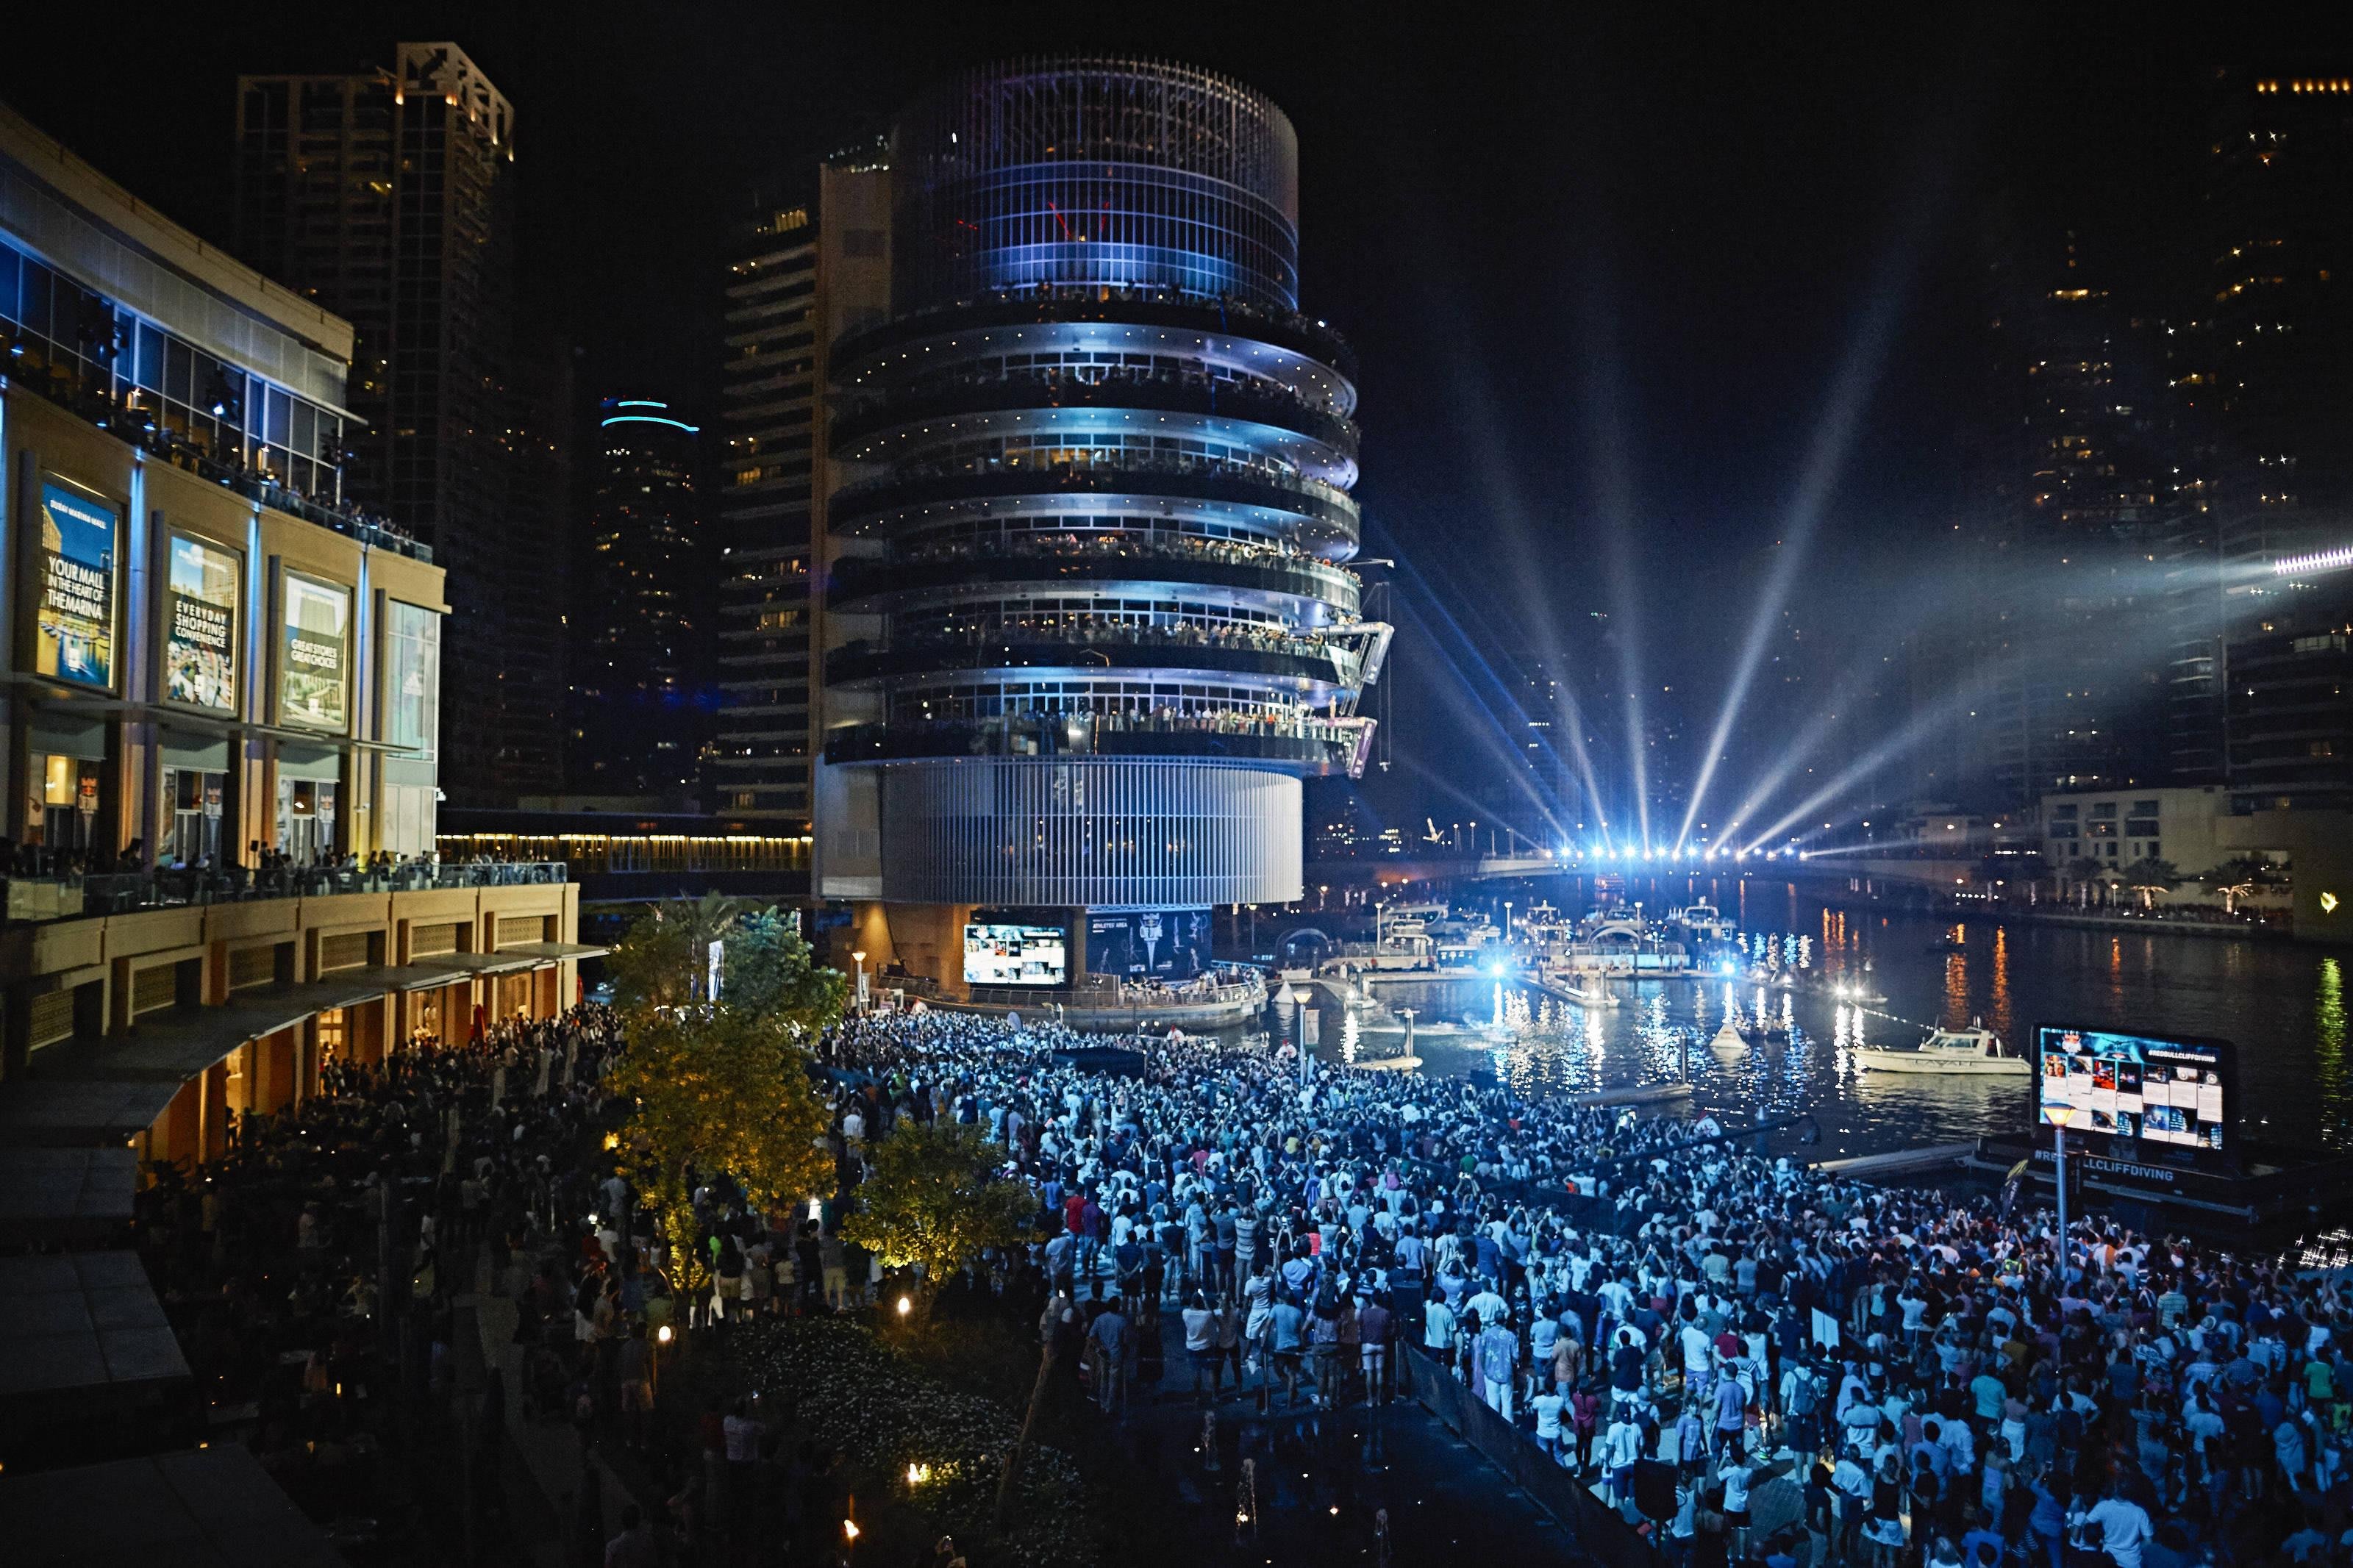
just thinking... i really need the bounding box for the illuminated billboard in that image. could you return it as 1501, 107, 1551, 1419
963, 922, 1068, 987
278, 570, 351, 732
1086, 909, 1212, 980
29, 478, 118, 690
164, 535, 240, 713
2035, 1025, 2230, 1155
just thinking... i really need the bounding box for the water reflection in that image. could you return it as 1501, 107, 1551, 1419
1304, 883, 2353, 1161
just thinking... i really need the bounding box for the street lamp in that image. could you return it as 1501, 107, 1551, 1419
851, 950, 868, 1012
2044, 1104, 2078, 1263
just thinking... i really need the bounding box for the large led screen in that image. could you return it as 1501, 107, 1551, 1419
963, 923, 1068, 987
2035, 1025, 2229, 1155
31, 479, 118, 690
1086, 909, 1212, 980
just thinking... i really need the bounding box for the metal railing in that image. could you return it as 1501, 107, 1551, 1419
826, 712, 1368, 770
829, 532, 1360, 612
832, 366, 1360, 457
883, 964, 1266, 1012
3, 860, 569, 925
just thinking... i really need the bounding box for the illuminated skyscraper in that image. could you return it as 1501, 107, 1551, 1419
1976, 226, 2171, 807
573, 398, 705, 795
2177, 70, 2353, 803
814, 60, 1387, 991
234, 42, 564, 802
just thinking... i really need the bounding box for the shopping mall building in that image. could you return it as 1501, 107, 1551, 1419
0, 99, 590, 1511
813, 59, 1384, 1016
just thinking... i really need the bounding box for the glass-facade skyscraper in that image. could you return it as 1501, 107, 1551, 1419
815, 59, 1387, 989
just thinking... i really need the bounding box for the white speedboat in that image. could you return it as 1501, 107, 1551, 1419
1854, 1023, 2027, 1075
1708, 1017, 1749, 1055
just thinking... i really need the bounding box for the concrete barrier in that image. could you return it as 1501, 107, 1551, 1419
1397, 1342, 1659, 1568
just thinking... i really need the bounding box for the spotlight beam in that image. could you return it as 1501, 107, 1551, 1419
1676, 136, 1956, 854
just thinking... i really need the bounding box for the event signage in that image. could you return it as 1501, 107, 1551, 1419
2034, 1024, 2232, 1157
29, 479, 118, 690
278, 571, 351, 732
163, 534, 240, 713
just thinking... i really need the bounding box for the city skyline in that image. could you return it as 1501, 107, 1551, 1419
11, 15, 2353, 851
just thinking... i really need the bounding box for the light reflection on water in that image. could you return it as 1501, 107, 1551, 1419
1299, 878, 2353, 1162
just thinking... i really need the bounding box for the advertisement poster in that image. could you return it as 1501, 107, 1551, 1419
164, 535, 240, 712
32, 479, 118, 689
279, 571, 351, 731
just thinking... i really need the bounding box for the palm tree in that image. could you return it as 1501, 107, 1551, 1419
2204, 855, 2286, 916
2121, 856, 2182, 911
2060, 854, 2108, 908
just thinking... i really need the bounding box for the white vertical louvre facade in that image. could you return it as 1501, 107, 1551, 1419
879, 758, 1300, 906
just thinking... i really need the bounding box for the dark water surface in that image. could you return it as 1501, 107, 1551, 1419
1299, 876, 2353, 1163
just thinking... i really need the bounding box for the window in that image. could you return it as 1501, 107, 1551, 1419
160, 767, 226, 867
382, 600, 440, 762
276, 778, 338, 861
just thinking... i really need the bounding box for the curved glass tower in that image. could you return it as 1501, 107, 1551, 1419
821, 58, 1384, 916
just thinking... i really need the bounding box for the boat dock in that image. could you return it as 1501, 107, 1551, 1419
1561, 1081, 1693, 1109
1521, 974, 1621, 1007
1815, 1142, 1976, 1180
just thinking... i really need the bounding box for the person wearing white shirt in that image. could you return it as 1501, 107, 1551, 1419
2083, 1491, 2153, 1568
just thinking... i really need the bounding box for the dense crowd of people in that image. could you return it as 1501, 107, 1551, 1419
135, 1004, 624, 1554
801, 1006, 2353, 1568
126, 987, 2353, 1568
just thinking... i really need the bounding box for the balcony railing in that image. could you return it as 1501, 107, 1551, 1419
826, 455, 1361, 540
2, 859, 568, 926
885, 964, 1268, 1013
5, 358, 432, 562
830, 366, 1359, 459
826, 623, 1362, 689
828, 532, 1360, 613
833, 284, 1358, 384
826, 711, 1373, 773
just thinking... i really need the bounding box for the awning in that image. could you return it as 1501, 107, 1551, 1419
0, 1446, 347, 1565
0, 1079, 184, 1147
0, 1147, 138, 1242
495, 942, 609, 964
414, 951, 538, 978
0, 1250, 187, 1399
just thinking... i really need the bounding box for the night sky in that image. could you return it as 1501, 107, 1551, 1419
9, 7, 2345, 842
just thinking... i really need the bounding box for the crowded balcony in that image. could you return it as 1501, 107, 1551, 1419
831, 282, 1359, 386
829, 362, 1360, 459
824, 615, 1367, 690
824, 708, 1373, 775
826, 451, 1360, 545
1, 323, 431, 563
0, 854, 568, 926
827, 529, 1361, 616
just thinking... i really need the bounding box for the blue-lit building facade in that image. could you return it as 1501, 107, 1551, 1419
571, 398, 707, 797
816, 59, 1386, 993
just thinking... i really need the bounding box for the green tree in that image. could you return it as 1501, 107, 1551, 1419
607, 1001, 836, 1292
721, 906, 848, 1027
840, 1120, 1032, 1298
606, 891, 749, 1012
603, 898, 847, 1290
2122, 856, 2182, 910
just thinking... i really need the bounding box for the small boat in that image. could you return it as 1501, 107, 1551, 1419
1709, 1017, 1750, 1055
1926, 936, 1967, 954
1854, 1022, 2027, 1075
